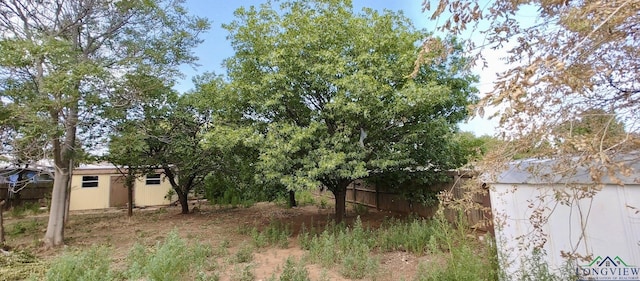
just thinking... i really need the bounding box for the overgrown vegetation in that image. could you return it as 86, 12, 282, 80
8, 202, 43, 219
300, 214, 502, 280
303, 217, 378, 278
5, 230, 217, 281
2, 204, 582, 280
44, 246, 115, 281
124, 230, 212, 280
7, 219, 42, 237
250, 220, 292, 248
232, 242, 254, 264
0, 250, 46, 281
277, 257, 310, 281
230, 264, 255, 281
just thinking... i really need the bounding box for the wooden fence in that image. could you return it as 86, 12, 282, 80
0, 182, 52, 208
346, 171, 493, 233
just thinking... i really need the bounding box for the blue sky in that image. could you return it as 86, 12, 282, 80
177, 0, 499, 136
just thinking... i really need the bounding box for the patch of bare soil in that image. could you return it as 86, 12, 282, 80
3, 198, 441, 281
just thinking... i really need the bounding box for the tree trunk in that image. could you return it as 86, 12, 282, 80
63, 159, 73, 224
44, 166, 70, 247
63, 184, 70, 224
0, 200, 5, 246
127, 183, 134, 217
162, 168, 189, 214
334, 187, 347, 223
288, 190, 297, 207
177, 189, 189, 214
126, 171, 134, 217
44, 98, 78, 247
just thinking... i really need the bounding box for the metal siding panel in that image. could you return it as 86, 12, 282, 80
490, 183, 640, 279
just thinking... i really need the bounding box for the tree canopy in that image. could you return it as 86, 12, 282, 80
223, 0, 478, 220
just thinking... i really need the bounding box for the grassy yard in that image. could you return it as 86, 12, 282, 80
1, 195, 499, 281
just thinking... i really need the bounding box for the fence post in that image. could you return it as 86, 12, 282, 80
375, 184, 379, 210
353, 181, 357, 205
0, 200, 5, 246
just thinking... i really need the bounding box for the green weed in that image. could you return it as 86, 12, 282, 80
237, 224, 253, 235
234, 242, 254, 263
125, 230, 212, 281
230, 264, 255, 281
298, 223, 314, 250
318, 198, 328, 209
8, 219, 41, 236
196, 271, 221, 281
253, 220, 291, 248
339, 238, 378, 279
516, 249, 576, 281
279, 257, 310, 281
411, 213, 500, 281
377, 217, 435, 254
45, 246, 115, 281
9, 202, 42, 218
213, 239, 230, 257
352, 203, 369, 215
305, 217, 378, 278
295, 191, 315, 206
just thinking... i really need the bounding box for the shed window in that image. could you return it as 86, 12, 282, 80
81, 176, 99, 188
146, 174, 161, 185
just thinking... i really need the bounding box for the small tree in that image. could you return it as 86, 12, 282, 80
106, 74, 178, 217
106, 126, 148, 217
154, 103, 216, 214
109, 88, 221, 214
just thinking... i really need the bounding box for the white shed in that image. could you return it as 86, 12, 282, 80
486, 156, 640, 280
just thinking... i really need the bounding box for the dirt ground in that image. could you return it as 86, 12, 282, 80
3, 198, 441, 281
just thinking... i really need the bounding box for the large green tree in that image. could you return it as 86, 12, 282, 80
224, 0, 477, 221
0, 0, 208, 246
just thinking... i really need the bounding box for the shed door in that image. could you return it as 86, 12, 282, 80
109, 176, 128, 208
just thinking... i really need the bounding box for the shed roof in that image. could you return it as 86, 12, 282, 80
485, 153, 640, 185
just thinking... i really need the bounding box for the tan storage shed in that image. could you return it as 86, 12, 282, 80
70, 164, 174, 211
